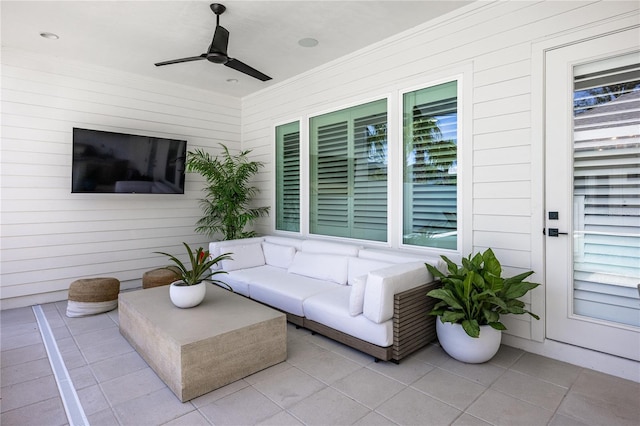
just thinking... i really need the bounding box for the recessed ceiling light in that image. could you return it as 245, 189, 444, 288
298, 37, 319, 48
40, 32, 59, 40
226, 78, 239, 84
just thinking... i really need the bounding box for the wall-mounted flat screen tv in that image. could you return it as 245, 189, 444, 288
72, 128, 187, 194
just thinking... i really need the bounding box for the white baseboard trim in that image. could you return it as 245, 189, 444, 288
1, 290, 70, 310
502, 334, 640, 383
1, 281, 141, 310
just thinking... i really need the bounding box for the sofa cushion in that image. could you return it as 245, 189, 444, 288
347, 257, 393, 285
359, 249, 447, 274
209, 237, 264, 257
214, 272, 250, 297
348, 275, 367, 316
209, 237, 265, 270
219, 241, 265, 271
301, 240, 360, 257
288, 251, 349, 285
230, 265, 338, 316
263, 235, 304, 250
303, 287, 393, 347
358, 248, 428, 264
262, 242, 296, 269
363, 262, 431, 324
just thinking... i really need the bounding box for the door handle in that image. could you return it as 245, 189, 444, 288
547, 228, 568, 237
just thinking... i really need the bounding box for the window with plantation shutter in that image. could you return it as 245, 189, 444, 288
275, 121, 300, 232
403, 81, 458, 250
310, 99, 387, 241
572, 55, 640, 327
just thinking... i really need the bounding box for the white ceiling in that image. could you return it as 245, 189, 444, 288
1, 1, 472, 98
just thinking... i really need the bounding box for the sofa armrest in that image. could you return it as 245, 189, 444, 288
362, 261, 432, 324
209, 237, 265, 270
209, 237, 265, 257
392, 280, 440, 361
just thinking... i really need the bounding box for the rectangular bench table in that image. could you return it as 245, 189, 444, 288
118, 284, 287, 402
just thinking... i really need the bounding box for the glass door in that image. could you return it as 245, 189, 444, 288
545, 29, 640, 361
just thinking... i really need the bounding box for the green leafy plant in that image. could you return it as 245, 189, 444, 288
186, 144, 270, 240
155, 242, 232, 289
426, 248, 540, 338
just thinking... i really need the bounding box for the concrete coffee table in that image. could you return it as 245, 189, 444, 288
118, 284, 286, 402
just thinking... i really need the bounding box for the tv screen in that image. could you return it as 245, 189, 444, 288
72, 128, 187, 194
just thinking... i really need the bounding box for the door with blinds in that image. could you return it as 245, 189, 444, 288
545, 29, 640, 361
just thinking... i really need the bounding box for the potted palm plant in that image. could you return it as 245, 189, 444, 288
425, 248, 540, 363
186, 144, 270, 240
155, 242, 232, 308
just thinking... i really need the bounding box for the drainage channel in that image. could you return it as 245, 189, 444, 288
32, 305, 89, 426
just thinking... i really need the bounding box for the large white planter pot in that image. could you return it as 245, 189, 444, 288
436, 317, 502, 363
169, 281, 206, 308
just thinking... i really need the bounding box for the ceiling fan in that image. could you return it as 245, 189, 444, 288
154, 3, 271, 81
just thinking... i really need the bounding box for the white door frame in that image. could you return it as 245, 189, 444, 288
504, 17, 640, 381
544, 29, 639, 361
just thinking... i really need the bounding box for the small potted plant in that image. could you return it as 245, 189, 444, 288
425, 248, 540, 363
155, 242, 232, 308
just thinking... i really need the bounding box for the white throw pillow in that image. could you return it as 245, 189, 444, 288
287, 251, 349, 285
262, 242, 296, 269
348, 275, 367, 316
347, 257, 392, 285
220, 242, 266, 272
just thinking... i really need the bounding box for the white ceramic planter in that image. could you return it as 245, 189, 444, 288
436, 317, 502, 363
169, 281, 206, 308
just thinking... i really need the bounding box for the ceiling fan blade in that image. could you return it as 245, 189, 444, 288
210, 25, 229, 55
155, 54, 207, 67
225, 58, 272, 81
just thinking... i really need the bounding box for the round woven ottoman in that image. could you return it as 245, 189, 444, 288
66, 277, 120, 318
142, 267, 180, 289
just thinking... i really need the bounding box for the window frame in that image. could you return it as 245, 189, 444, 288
308, 98, 389, 242
275, 120, 301, 233
272, 68, 471, 257
398, 72, 470, 257
400, 79, 460, 252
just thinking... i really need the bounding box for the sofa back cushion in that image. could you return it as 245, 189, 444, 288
301, 240, 360, 257
262, 242, 296, 269
288, 251, 349, 285
358, 248, 429, 264
347, 257, 393, 286
209, 237, 264, 256
362, 261, 431, 323
263, 235, 304, 250
219, 241, 266, 272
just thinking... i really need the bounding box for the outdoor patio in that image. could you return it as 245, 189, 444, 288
1, 301, 638, 425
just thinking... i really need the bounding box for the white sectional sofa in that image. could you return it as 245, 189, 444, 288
209, 235, 444, 362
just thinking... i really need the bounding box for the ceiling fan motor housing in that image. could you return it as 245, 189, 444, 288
207, 52, 228, 64
210, 3, 226, 15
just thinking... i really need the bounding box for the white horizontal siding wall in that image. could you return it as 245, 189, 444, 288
241, 0, 639, 342
1, 48, 241, 308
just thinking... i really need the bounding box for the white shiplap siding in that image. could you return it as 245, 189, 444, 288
241, 0, 639, 341
1, 49, 240, 308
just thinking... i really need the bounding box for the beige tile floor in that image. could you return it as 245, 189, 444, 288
1, 301, 639, 426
